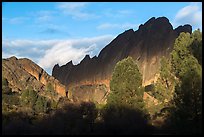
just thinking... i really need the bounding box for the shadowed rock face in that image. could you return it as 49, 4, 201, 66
2, 56, 66, 97
69, 84, 108, 104
52, 17, 192, 103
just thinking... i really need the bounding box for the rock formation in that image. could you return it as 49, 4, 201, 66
2, 56, 66, 97
52, 17, 192, 103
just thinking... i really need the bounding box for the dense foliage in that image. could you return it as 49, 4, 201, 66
164, 30, 202, 134
152, 30, 202, 134
21, 87, 38, 107
108, 57, 145, 111
103, 57, 150, 134
153, 57, 176, 103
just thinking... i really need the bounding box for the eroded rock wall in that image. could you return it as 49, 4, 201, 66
52, 17, 192, 103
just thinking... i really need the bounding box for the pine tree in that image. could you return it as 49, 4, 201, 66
107, 56, 145, 111
171, 32, 193, 78
154, 57, 177, 104
102, 57, 149, 134
165, 31, 202, 134
189, 29, 202, 65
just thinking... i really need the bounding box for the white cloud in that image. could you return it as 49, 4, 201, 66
97, 22, 139, 30
38, 42, 95, 69
57, 2, 99, 20
58, 2, 87, 10
174, 2, 202, 30
38, 35, 115, 69
103, 9, 135, 18
37, 15, 52, 22
9, 17, 29, 24
3, 39, 59, 47
35, 10, 56, 23
2, 35, 115, 74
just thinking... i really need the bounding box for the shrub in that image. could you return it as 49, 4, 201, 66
2, 77, 12, 94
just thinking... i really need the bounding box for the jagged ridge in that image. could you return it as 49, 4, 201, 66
52, 16, 192, 103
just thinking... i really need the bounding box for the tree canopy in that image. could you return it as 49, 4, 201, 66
107, 56, 145, 111
164, 30, 202, 134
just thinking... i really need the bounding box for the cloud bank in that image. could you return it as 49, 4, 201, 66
2, 35, 115, 74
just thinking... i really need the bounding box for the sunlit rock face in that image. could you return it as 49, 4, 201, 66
52, 17, 192, 103
2, 56, 66, 97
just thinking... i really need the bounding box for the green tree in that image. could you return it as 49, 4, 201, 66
20, 87, 38, 108
154, 57, 177, 104
165, 31, 202, 134
46, 82, 54, 92
21, 89, 30, 106
46, 82, 58, 97
168, 56, 202, 133
2, 77, 12, 94
189, 29, 202, 65
29, 90, 38, 107
171, 32, 193, 78
34, 96, 48, 113
107, 56, 145, 111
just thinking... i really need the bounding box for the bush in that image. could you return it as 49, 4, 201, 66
2, 77, 12, 94
34, 96, 48, 113
46, 83, 54, 93
50, 100, 58, 110
20, 88, 38, 108
29, 90, 38, 107
21, 89, 29, 106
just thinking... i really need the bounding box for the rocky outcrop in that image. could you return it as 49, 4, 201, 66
52, 17, 192, 103
2, 56, 66, 97
69, 84, 108, 104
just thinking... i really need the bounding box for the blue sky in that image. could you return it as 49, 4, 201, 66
2, 2, 202, 74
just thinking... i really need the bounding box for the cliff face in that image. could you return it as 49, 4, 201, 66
52, 17, 192, 103
2, 56, 66, 97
